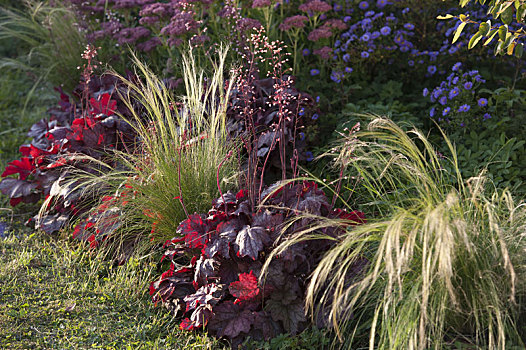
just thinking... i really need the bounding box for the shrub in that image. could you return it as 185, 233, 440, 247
149, 180, 366, 347
268, 117, 526, 349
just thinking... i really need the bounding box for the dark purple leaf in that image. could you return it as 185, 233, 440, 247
0, 178, 38, 198
235, 225, 271, 260
194, 256, 217, 286
183, 283, 225, 312
207, 301, 256, 338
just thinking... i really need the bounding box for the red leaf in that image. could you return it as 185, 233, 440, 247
2, 157, 34, 180
229, 271, 260, 301
90, 93, 117, 116
333, 208, 367, 225
179, 318, 195, 331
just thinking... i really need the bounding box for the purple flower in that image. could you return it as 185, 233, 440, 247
359, 1, 369, 10
330, 71, 344, 83
252, 0, 271, 8
423, 88, 429, 97
345, 67, 353, 73
299, 132, 306, 140
402, 7, 410, 14
452, 76, 459, 85
360, 33, 371, 41
458, 104, 470, 112
408, 60, 414, 66
443, 107, 451, 116
279, 15, 308, 31
302, 48, 311, 56
404, 23, 414, 30
439, 96, 447, 105
310, 69, 320, 76
312, 113, 319, 120
299, 0, 332, 13
361, 51, 370, 58
428, 65, 437, 74
448, 46, 458, 54
452, 62, 462, 71
305, 151, 314, 161
365, 10, 375, 17
430, 107, 436, 117
344, 16, 352, 22
334, 3, 342, 11
464, 82, 473, 90
380, 26, 391, 35
377, 0, 388, 8
478, 98, 488, 107
483, 113, 492, 120
308, 27, 333, 41
299, 108, 305, 116
313, 46, 333, 59
449, 87, 460, 99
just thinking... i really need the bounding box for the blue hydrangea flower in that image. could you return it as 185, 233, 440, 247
359, 1, 369, 10
361, 51, 370, 58
458, 104, 470, 112
478, 98, 488, 107
310, 69, 320, 76
452, 62, 462, 71
449, 87, 460, 99
443, 107, 451, 116
428, 65, 437, 74
380, 26, 391, 35
464, 82, 473, 90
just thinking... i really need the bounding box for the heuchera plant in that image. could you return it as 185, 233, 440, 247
0, 74, 137, 234
149, 180, 366, 346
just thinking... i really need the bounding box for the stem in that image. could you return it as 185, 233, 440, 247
217, 150, 233, 214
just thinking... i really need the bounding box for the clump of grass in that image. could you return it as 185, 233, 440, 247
267, 116, 526, 349
58, 47, 238, 256
0, 0, 86, 93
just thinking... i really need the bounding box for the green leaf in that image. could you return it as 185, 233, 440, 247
514, 42, 524, 58
468, 32, 483, 49
453, 22, 467, 44
498, 25, 508, 41
484, 28, 499, 45
501, 5, 514, 24
479, 20, 491, 36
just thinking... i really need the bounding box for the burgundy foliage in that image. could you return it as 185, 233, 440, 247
0, 75, 138, 234
149, 181, 366, 345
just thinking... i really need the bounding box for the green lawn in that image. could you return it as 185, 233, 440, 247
0, 231, 225, 349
